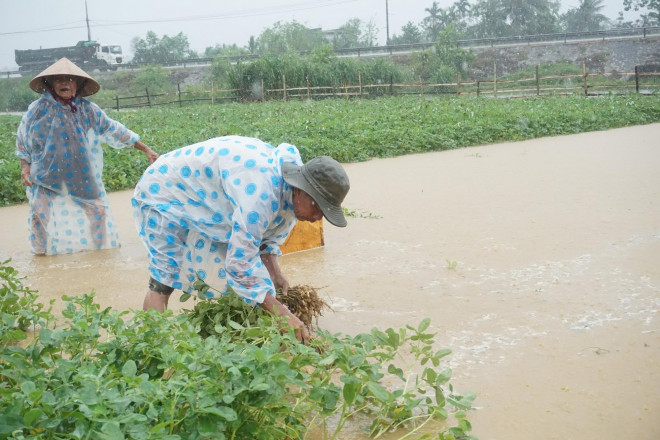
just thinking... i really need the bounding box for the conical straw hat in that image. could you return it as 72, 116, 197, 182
29, 57, 100, 97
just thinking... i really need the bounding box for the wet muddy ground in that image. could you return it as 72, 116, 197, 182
1, 124, 659, 439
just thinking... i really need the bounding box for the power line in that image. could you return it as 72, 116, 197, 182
1, 0, 359, 36
97, 0, 358, 25
0, 21, 88, 36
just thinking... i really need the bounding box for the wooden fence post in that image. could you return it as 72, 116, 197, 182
582, 60, 588, 96
177, 83, 182, 107
115, 95, 119, 111
390, 75, 394, 96
419, 76, 424, 96
456, 73, 461, 95
146, 88, 151, 107
358, 71, 363, 98
635, 65, 640, 93
283, 75, 287, 101
493, 62, 497, 96
306, 74, 311, 100
261, 78, 265, 102
211, 81, 215, 105
477, 81, 480, 97
536, 65, 540, 96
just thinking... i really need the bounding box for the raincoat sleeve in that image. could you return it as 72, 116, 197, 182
15, 101, 39, 163
221, 156, 294, 305
258, 215, 297, 256
88, 101, 140, 149
223, 202, 275, 305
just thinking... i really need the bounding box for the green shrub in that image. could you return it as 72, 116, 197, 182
0, 261, 476, 439
0, 77, 38, 112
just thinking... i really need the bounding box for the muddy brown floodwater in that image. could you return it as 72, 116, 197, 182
1, 124, 659, 440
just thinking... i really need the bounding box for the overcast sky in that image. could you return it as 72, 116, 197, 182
0, 0, 639, 71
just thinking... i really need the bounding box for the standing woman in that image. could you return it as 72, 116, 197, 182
16, 57, 158, 255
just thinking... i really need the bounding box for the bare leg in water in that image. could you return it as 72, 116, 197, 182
30, 189, 51, 256
81, 200, 107, 249
143, 289, 170, 312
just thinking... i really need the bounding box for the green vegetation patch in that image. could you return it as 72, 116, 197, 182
0, 260, 476, 439
1, 94, 658, 207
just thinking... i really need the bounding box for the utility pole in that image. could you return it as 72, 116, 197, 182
385, 0, 390, 45
85, 0, 91, 41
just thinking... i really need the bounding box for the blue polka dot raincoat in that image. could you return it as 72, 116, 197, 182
16, 93, 140, 255
131, 136, 301, 305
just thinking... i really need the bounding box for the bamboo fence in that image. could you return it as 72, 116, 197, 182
113, 63, 659, 111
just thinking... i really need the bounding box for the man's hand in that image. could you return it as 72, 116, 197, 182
288, 313, 311, 344
261, 293, 310, 344
272, 272, 290, 296
259, 253, 308, 342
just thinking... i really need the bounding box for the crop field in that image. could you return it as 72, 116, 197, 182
1, 94, 659, 207
2, 94, 659, 439
1, 262, 477, 439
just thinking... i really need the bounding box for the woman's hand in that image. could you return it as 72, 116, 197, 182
20, 160, 31, 186
145, 149, 159, 164
134, 140, 159, 164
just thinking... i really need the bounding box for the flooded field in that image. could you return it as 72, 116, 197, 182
1, 124, 659, 440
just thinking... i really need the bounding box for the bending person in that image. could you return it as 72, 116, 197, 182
132, 135, 350, 343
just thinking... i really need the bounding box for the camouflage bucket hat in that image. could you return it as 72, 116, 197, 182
282, 156, 350, 227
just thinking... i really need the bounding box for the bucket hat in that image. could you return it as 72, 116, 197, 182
29, 57, 100, 97
282, 156, 350, 227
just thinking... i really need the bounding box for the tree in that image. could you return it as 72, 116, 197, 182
333, 18, 378, 49
256, 21, 326, 54
453, 0, 472, 18
422, 1, 453, 41
623, 0, 660, 25
361, 20, 379, 46
248, 36, 258, 54
131, 31, 195, 64
434, 24, 474, 77
204, 44, 249, 58
310, 45, 337, 64
390, 21, 423, 45
449, 0, 473, 33
562, 0, 610, 32
130, 65, 172, 94
467, 0, 561, 38
409, 24, 473, 84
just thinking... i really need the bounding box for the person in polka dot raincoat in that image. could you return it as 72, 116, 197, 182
133, 135, 350, 343
16, 57, 159, 255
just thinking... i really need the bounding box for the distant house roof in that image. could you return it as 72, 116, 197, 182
304, 26, 345, 43
320, 28, 344, 42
